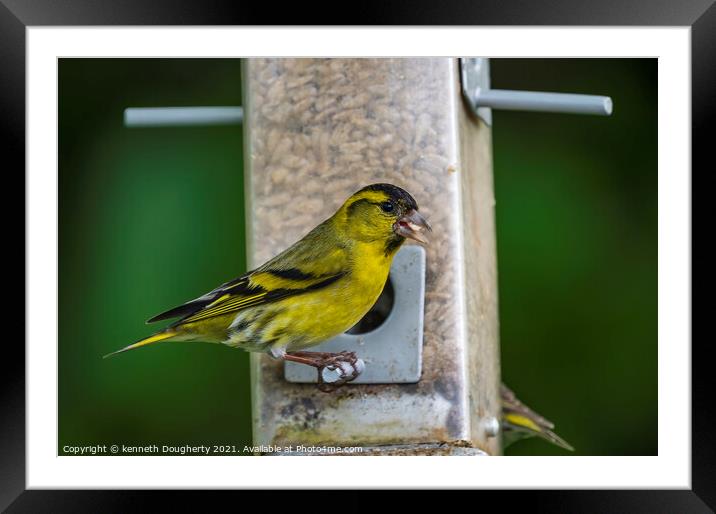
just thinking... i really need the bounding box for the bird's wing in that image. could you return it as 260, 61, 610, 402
147, 221, 350, 326
500, 384, 574, 452
501, 412, 574, 452
145, 274, 253, 323
500, 384, 555, 429
173, 269, 346, 325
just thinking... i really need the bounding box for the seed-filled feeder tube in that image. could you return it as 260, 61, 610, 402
243, 58, 501, 455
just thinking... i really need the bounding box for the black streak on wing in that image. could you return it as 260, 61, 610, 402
145, 300, 211, 324
145, 275, 253, 324
153, 271, 347, 327
266, 268, 315, 280
250, 272, 347, 307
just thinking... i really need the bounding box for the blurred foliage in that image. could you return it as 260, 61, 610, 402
492, 59, 657, 455
58, 58, 655, 456
59, 59, 251, 454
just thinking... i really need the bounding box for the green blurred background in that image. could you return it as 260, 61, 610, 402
58, 58, 656, 456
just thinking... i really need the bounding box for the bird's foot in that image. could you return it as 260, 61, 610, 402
284, 351, 365, 392
317, 351, 365, 392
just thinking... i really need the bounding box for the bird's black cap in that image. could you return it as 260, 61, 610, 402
359, 183, 419, 211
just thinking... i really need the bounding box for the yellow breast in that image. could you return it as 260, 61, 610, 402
279, 241, 395, 351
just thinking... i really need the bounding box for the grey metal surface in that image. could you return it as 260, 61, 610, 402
124, 106, 243, 127
460, 57, 492, 125
284, 245, 426, 384
476, 89, 612, 115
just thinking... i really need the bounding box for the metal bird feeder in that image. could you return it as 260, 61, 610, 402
243, 58, 501, 455
125, 57, 611, 455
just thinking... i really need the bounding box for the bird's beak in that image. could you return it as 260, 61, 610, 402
394, 209, 432, 244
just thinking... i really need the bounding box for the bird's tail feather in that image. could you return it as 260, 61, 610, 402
536, 427, 575, 452
103, 330, 178, 359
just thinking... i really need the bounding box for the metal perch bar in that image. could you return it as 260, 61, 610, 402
459, 58, 613, 125
124, 106, 244, 127
475, 89, 612, 116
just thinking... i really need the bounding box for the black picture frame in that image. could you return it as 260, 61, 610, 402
4, 0, 711, 510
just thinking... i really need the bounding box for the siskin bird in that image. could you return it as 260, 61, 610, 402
501, 384, 574, 452
105, 183, 431, 390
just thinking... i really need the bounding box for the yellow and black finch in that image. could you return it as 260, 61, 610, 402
105, 182, 572, 449
105, 183, 431, 388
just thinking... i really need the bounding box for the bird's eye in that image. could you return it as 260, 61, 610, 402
380, 201, 395, 213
